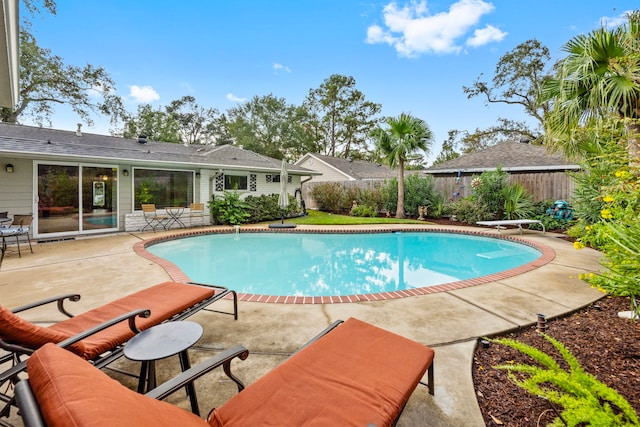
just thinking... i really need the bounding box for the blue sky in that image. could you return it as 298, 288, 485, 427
25, 0, 638, 164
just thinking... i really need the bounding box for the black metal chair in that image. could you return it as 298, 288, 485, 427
9, 214, 33, 257
141, 204, 168, 232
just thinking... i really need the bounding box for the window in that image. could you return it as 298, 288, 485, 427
134, 169, 193, 209
224, 174, 248, 190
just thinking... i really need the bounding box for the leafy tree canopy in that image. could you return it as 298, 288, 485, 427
371, 113, 433, 218
303, 74, 381, 159
226, 94, 316, 160
433, 39, 551, 162
541, 11, 640, 159
0, 1, 126, 127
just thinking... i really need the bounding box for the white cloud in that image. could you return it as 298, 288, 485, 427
600, 11, 632, 29
129, 85, 160, 103
273, 62, 292, 73
466, 24, 506, 47
226, 93, 246, 103
366, 0, 505, 57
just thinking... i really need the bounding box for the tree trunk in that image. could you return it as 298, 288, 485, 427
396, 159, 405, 219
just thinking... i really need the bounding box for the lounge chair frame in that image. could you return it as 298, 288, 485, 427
476, 219, 546, 234
13, 319, 435, 427
0, 282, 238, 424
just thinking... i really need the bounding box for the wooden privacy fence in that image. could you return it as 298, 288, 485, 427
302, 171, 576, 210
434, 171, 576, 203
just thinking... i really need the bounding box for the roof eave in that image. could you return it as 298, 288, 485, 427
424, 164, 581, 174
0, 148, 322, 175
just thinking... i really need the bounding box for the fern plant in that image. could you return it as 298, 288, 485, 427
491, 333, 639, 426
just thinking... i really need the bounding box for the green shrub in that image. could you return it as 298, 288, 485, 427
428, 194, 446, 218
209, 191, 251, 225
452, 198, 493, 224
243, 194, 280, 222
357, 184, 387, 213
492, 333, 640, 427
502, 183, 536, 220
383, 175, 440, 217
404, 174, 439, 217
310, 182, 356, 213
350, 204, 377, 217
383, 178, 398, 215
473, 167, 509, 218
243, 193, 302, 223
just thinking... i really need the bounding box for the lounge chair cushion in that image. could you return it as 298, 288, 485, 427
208, 317, 435, 427
2, 282, 216, 360
0, 306, 86, 356
26, 343, 208, 427
48, 282, 216, 360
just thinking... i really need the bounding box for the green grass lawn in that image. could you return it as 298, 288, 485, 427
281, 209, 428, 225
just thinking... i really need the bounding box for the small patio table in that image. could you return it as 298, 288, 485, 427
165, 206, 186, 229
124, 320, 203, 413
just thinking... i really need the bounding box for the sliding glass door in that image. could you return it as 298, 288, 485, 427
36, 163, 118, 236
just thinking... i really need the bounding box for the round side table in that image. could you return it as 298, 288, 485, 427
124, 320, 203, 413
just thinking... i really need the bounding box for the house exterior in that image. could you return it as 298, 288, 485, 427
0, 122, 318, 239
295, 153, 397, 182
424, 141, 581, 202
295, 153, 398, 209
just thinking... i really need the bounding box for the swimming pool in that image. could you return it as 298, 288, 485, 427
146, 231, 542, 298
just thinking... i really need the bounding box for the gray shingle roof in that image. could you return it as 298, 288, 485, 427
303, 153, 397, 180
0, 122, 316, 174
425, 142, 579, 173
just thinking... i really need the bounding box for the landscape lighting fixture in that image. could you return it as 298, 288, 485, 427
536, 313, 547, 333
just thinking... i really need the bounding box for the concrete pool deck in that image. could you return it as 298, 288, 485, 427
0, 224, 604, 426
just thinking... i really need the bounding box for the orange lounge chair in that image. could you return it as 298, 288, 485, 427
14, 318, 435, 427
0, 281, 237, 420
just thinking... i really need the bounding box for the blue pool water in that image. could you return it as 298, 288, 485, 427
84, 216, 116, 227
147, 232, 540, 297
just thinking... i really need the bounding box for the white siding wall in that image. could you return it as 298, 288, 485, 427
297, 157, 351, 182
0, 158, 34, 215
207, 170, 301, 199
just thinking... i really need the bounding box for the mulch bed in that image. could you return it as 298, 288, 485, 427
472, 295, 640, 426
274, 217, 627, 424
431, 218, 639, 424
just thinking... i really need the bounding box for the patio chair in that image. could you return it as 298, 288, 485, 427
8, 214, 33, 257
0, 227, 17, 269
0, 281, 238, 422
188, 203, 205, 227
13, 318, 435, 427
141, 204, 168, 232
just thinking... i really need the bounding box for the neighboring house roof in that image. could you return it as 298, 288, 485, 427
0, 122, 318, 174
424, 141, 580, 174
295, 153, 397, 180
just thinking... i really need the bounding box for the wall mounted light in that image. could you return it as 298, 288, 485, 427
5, 164, 13, 173
123, 169, 129, 177
195, 171, 201, 178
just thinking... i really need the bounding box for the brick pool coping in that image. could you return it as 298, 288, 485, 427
133, 226, 556, 304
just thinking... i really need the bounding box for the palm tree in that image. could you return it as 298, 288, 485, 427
541, 11, 640, 159
371, 113, 433, 219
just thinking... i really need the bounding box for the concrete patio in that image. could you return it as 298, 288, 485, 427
0, 224, 604, 426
